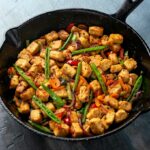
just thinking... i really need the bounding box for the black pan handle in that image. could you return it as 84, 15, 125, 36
5, 27, 22, 49
112, 0, 143, 22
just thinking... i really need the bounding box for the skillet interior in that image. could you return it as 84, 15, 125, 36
0, 9, 150, 141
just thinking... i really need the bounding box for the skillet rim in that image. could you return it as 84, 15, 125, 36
0, 8, 149, 141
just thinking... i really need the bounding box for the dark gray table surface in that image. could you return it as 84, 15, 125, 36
0, 0, 150, 150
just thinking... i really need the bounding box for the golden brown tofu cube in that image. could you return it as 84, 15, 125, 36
16, 81, 28, 93
49, 59, 56, 67
108, 82, 122, 96
18, 102, 30, 114
101, 35, 109, 46
81, 61, 92, 78
50, 122, 69, 137
79, 30, 89, 38
78, 36, 90, 48
49, 40, 62, 50
34, 73, 45, 87
110, 64, 122, 73
27, 64, 43, 78
30, 109, 42, 123
105, 111, 115, 125
104, 96, 118, 109
90, 80, 101, 92
100, 59, 112, 71
50, 51, 65, 62
89, 118, 104, 135
83, 121, 91, 134
70, 111, 79, 123
124, 58, 137, 71
90, 55, 102, 67
87, 108, 103, 120
50, 65, 62, 78
45, 31, 58, 43
78, 85, 90, 102
10, 75, 19, 89
115, 109, 128, 123
128, 73, 138, 86
109, 34, 123, 44
15, 58, 30, 71
49, 121, 55, 131
30, 56, 45, 67
61, 64, 76, 78
75, 97, 83, 109
46, 102, 55, 112
27, 41, 40, 55
58, 30, 69, 40
118, 101, 132, 112
108, 53, 119, 64
62, 49, 72, 59
110, 44, 121, 52
20, 87, 35, 101
89, 26, 104, 36
71, 122, 83, 137
54, 88, 68, 98
18, 48, 32, 61
39, 48, 46, 58
67, 42, 78, 52
36, 88, 49, 102
118, 69, 130, 83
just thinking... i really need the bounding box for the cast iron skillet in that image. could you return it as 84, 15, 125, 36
0, 0, 150, 141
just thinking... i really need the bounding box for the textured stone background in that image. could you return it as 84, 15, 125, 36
0, 0, 150, 150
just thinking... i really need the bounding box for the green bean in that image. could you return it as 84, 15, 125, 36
67, 83, 72, 100
14, 65, 37, 90
119, 59, 124, 65
127, 75, 143, 102
72, 45, 107, 56
59, 32, 73, 51
71, 33, 77, 41
90, 63, 107, 94
45, 48, 50, 80
42, 85, 65, 108
82, 91, 93, 123
32, 95, 61, 123
28, 120, 52, 133
78, 106, 86, 114
73, 62, 82, 92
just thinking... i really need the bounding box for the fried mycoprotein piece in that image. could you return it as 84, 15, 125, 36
115, 109, 128, 123
30, 109, 43, 123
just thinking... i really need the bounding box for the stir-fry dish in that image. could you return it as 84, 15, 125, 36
8, 23, 143, 137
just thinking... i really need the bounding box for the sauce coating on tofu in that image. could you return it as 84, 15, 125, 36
8, 23, 141, 138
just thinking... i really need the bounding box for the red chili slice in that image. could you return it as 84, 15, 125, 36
63, 117, 71, 126
67, 60, 79, 66
66, 23, 74, 32
90, 103, 97, 109
120, 48, 124, 59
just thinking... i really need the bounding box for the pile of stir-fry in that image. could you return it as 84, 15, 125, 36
8, 23, 142, 137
